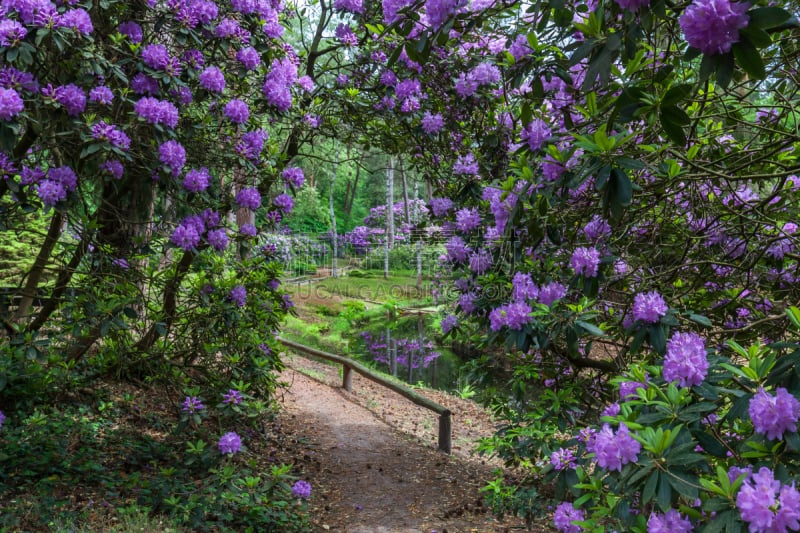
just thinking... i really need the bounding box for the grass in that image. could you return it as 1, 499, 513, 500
306, 271, 435, 307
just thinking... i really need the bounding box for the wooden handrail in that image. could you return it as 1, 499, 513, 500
278, 336, 452, 454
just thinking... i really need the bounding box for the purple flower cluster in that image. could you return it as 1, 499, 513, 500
570, 246, 600, 277
236, 46, 261, 70
553, 502, 585, 533
89, 86, 113, 105
425, 0, 464, 30
421, 111, 444, 134
91, 121, 130, 150
263, 58, 297, 112
453, 153, 479, 176
103, 160, 124, 179
619, 378, 647, 400
335, 23, 358, 45
37, 166, 78, 206
0, 87, 24, 120
207, 228, 228, 251
159, 140, 186, 175
441, 314, 458, 334
229, 285, 247, 307
489, 301, 532, 331
679, 0, 750, 55
222, 389, 243, 405
218, 431, 242, 454
118, 21, 143, 43
509, 34, 532, 61
141, 44, 172, 71
550, 448, 577, 471
199, 66, 226, 92
587, 423, 640, 471
538, 281, 567, 307
182, 396, 204, 413
224, 99, 249, 124
183, 167, 211, 193
282, 167, 305, 188
583, 215, 611, 242
469, 249, 492, 274
455, 207, 481, 232
736, 467, 800, 533
235, 187, 262, 210
430, 197, 454, 217
273, 193, 294, 213
663, 332, 708, 387
237, 129, 268, 161
445, 235, 471, 263
55, 9, 93, 34
632, 290, 668, 324
0, 410, 5, 430
292, 480, 312, 499
334, 0, 364, 12
521, 118, 551, 151
647, 510, 693, 533
52, 84, 86, 116
134, 97, 179, 128
0, 19, 27, 46
749, 387, 800, 441
171, 216, 203, 250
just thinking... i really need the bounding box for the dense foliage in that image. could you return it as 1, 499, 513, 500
2, 0, 800, 529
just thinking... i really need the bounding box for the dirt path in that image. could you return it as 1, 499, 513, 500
278, 356, 530, 533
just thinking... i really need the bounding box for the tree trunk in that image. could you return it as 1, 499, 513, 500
414, 181, 422, 289
346, 162, 360, 216
330, 145, 339, 278
400, 159, 410, 224
14, 211, 64, 321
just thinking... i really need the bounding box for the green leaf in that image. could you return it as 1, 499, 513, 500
688, 313, 712, 327
662, 84, 693, 107
748, 6, 792, 29
576, 320, 605, 337
660, 111, 687, 146
740, 26, 772, 48
657, 472, 673, 511
733, 39, 765, 80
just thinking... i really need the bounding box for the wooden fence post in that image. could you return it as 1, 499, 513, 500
438, 410, 452, 454
342, 365, 353, 392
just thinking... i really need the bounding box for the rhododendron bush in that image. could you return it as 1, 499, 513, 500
2, 0, 800, 528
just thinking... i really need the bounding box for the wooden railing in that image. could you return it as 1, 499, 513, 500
277, 337, 452, 454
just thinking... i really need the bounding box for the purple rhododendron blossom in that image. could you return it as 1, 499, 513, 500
736, 467, 800, 533
632, 290, 668, 323
554, 502, 585, 533
0, 88, 24, 120
199, 66, 226, 92
538, 281, 567, 307
663, 332, 708, 387
159, 140, 186, 175
587, 423, 640, 471
218, 431, 242, 454
292, 480, 312, 499
550, 448, 577, 471
679, 0, 750, 55
229, 285, 247, 307
282, 167, 305, 188
521, 118, 551, 151
89, 86, 113, 105
647, 509, 694, 533
183, 167, 211, 193
421, 111, 444, 134
570, 246, 601, 277
749, 387, 800, 441
224, 99, 249, 124
455, 208, 481, 232
273, 193, 294, 213
207, 228, 228, 251
235, 187, 261, 210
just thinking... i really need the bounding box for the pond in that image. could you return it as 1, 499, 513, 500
346, 311, 465, 392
